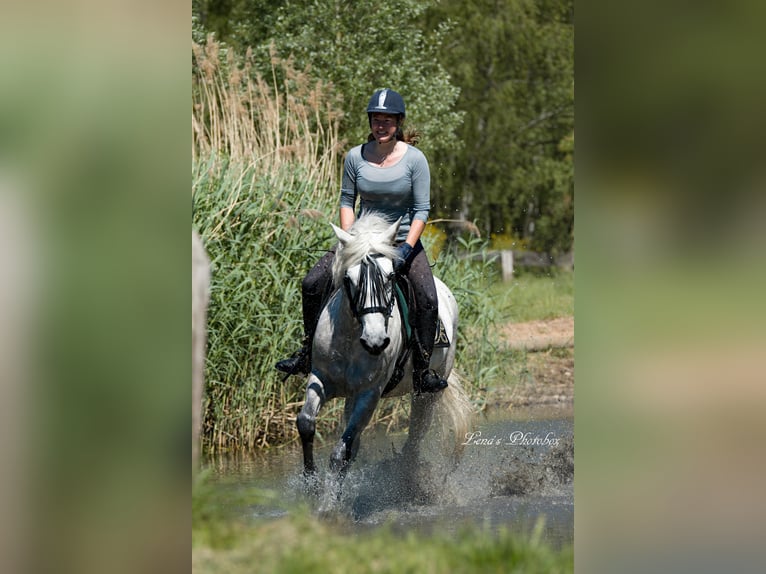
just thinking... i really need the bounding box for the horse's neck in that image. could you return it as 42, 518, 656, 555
328, 286, 355, 329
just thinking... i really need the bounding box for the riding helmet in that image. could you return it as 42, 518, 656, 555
366, 88, 406, 118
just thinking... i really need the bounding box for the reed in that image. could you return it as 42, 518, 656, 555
192, 36, 342, 187
193, 37, 344, 451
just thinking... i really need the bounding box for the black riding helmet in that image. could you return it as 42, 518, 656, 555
366, 88, 406, 123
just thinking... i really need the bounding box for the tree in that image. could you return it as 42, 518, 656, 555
195, 0, 464, 157
424, 0, 574, 255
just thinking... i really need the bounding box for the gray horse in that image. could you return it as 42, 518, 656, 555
296, 214, 472, 492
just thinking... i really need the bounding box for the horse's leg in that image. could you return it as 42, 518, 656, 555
402, 392, 438, 463
296, 375, 326, 477
330, 388, 380, 477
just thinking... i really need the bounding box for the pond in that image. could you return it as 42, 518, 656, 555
202, 404, 573, 549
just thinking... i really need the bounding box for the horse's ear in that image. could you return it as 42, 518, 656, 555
331, 223, 353, 245
382, 217, 402, 244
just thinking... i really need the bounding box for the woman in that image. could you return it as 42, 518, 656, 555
276, 88, 447, 394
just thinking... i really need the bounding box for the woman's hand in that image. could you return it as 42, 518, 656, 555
393, 243, 414, 273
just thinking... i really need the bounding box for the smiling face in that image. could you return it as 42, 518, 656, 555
369, 112, 400, 143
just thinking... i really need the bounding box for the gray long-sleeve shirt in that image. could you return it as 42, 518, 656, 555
340, 143, 431, 243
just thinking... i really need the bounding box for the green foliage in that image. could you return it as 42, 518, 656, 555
424, 0, 574, 255
429, 233, 505, 391
195, 0, 463, 157
194, 161, 337, 449
193, 37, 344, 449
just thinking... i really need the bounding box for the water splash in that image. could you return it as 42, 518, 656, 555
216, 408, 574, 547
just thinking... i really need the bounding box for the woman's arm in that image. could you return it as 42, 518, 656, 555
404, 218, 425, 247
339, 149, 359, 231
340, 206, 356, 231
407, 149, 431, 246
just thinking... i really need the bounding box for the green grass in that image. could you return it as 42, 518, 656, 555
439, 265, 573, 410
193, 518, 573, 573
489, 270, 574, 324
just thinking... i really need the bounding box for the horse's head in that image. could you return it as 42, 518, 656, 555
331, 216, 400, 355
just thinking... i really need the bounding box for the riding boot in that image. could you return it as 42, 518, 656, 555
275, 333, 312, 376
411, 336, 448, 394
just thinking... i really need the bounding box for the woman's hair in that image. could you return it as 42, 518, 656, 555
367, 117, 421, 146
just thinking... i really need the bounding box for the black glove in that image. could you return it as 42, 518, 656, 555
393, 243, 413, 274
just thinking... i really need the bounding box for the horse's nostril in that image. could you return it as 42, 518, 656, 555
360, 338, 389, 356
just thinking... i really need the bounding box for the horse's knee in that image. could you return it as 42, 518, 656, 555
296, 412, 315, 440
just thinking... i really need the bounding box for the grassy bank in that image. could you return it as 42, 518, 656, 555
476, 271, 574, 410
490, 270, 574, 323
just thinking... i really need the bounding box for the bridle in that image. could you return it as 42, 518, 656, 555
343, 253, 396, 328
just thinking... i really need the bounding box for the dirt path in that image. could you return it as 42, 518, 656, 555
498, 316, 574, 351
492, 316, 574, 409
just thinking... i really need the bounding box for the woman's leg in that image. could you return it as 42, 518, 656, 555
300, 247, 336, 338
276, 247, 336, 375
405, 242, 448, 393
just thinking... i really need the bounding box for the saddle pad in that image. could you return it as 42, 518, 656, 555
395, 283, 450, 348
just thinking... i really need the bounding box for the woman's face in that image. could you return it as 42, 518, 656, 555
370, 113, 399, 143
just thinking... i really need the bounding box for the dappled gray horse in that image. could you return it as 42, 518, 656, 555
296, 214, 471, 488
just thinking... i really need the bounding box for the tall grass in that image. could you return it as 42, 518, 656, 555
428, 235, 505, 402
192, 37, 341, 180
193, 37, 345, 450
192, 37, 572, 451
194, 510, 574, 574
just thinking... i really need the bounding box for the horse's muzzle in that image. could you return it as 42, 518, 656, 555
360, 337, 390, 355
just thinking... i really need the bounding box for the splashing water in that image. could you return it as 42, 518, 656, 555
204, 405, 573, 548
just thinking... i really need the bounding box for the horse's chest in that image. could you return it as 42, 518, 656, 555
314, 346, 396, 397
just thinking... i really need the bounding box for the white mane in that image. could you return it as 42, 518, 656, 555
332, 213, 399, 285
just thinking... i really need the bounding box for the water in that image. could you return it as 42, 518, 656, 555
202, 405, 573, 548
